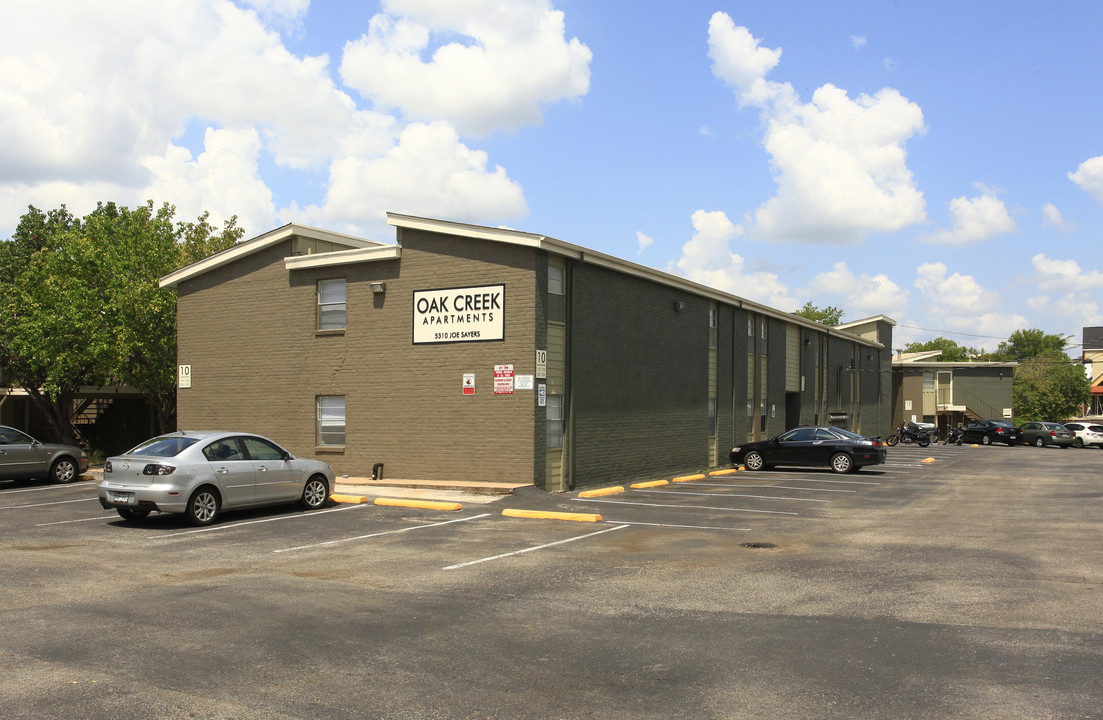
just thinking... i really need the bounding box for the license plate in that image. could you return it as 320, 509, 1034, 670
111, 492, 133, 505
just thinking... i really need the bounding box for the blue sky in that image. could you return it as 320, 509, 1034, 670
3, 0, 1102, 353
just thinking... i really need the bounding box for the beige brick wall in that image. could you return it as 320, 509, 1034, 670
177, 230, 539, 483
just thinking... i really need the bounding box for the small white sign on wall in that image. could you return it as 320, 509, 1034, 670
514, 374, 534, 390
178, 365, 192, 389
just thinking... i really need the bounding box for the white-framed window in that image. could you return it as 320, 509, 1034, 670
760, 320, 768, 355
546, 395, 564, 448
548, 265, 565, 295
709, 306, 718, 348
316, 396, 346, 446
708, 397, 717, 436
318, 278, 346, 330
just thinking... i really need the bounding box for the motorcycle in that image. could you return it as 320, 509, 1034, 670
944, 426, 965, 445
885, 422, 932, 447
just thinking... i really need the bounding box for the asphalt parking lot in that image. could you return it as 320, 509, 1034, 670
2, 442, 1101, 719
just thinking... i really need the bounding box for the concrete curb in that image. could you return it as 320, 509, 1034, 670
375, 497, 463, 511
672, 473, 706, 482
630, 479, 668, 489
330, 493, 370, 504
503, 509, 602, 523
578, 486, 625, 498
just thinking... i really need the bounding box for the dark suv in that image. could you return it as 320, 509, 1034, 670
957, 420, 1023, 446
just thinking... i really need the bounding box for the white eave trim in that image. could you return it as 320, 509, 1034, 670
387, 212, 892, 349
160, 223, 383, 288
285, 245, 401, 270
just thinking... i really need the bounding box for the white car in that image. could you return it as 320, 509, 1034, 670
1062, 422, 1103, 448
98, 431, 336, 525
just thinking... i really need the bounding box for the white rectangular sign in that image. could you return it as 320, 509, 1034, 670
515, 374, 534, 390
178, 365, 191, 389
494, 364, 514, 395
413, 284, 504, 344
536, 349, 547, 379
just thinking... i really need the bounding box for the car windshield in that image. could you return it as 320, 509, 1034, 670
126, 436, 201, 457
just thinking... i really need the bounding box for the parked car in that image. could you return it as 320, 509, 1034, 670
1062, 422, 1103, 448
1020, 421, 1075, 448
0, 425, 89, 483
97, 431, 336, 525
730, 426, 887, 474
957, 420, 1023, 446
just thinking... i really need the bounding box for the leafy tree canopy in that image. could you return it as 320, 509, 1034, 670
989, 328, 1069, 362
793, 301, 844, 326
901, 337, 980, 362
1012, 352, 1090, 421
0, 201, 243, 445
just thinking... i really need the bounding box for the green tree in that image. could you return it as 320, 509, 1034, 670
1012, 352, 1090, 421
793, 301, 844, 325
988, 328, 1069, 362
901, 337, 979, 362
0, 202, 242, 445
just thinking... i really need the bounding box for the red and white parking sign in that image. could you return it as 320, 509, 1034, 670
493, 365, 514, 394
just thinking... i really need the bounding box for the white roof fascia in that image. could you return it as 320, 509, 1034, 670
160, 223, 382, 288
387, 212, 889, 349
285, 245, 401, 270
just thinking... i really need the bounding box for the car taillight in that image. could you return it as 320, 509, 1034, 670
1049, 430, 1057, 437
105, 460, 113, 473
143, 464, 176, 476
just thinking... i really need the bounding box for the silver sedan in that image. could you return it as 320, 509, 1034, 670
98, 431, 336, 525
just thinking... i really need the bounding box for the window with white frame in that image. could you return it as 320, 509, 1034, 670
546, 395, 564, 448
316, 396, 346, 446
708, 397, 717, 436
317, 278, 346, 330
709, 306, 718, 348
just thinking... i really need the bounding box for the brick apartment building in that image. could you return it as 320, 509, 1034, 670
162, 213, 895, 491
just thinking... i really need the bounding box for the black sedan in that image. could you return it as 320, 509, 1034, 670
957, 420, 1022, 446
730, 426, 887, 474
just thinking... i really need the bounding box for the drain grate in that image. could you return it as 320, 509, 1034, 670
741, 542, 776, 549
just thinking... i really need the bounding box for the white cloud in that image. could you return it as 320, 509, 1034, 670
1031, 253, 1103, 292
339, 0, 592, 137
283, 121, 527, 232
636, 231, 655, 255
919, 189, 1015, 244
0, 0, 575, 239
673, 209, 799, 310
804, 262, 908, 318
1042, 202, 1073, 230
707, 13, 926, 243
1069, 155, 1103, 203
850, 35, 867, 51
914, 262, 1004, 315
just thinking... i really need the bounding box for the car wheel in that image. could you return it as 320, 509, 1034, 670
743, 451, 765, 471
185, 487, 220, 526
1074, 438, 1084, 448
830, 453, 853, 474
981, 435, 991, 446
50, 456, 79, 483
1034, 437, 1045, 448
300, 475, 330, 510
116, 507, 151, 522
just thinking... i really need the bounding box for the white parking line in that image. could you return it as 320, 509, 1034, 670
634, 489, 830, 503
0, 497, 99, 510
0, 483, 95, 495
37, 514, 117, 526
682, 482, 855, 494
443, 524, 628, 570
602, 520, 751, 531
571, 498, 799, 515
149, 502, 371, 539
275, 512, 492, 553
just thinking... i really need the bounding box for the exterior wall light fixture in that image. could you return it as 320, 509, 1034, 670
369, 282, 386, 294
673, 301, 685, 311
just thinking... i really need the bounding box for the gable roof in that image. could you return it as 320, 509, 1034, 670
159, 223, 384, 288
